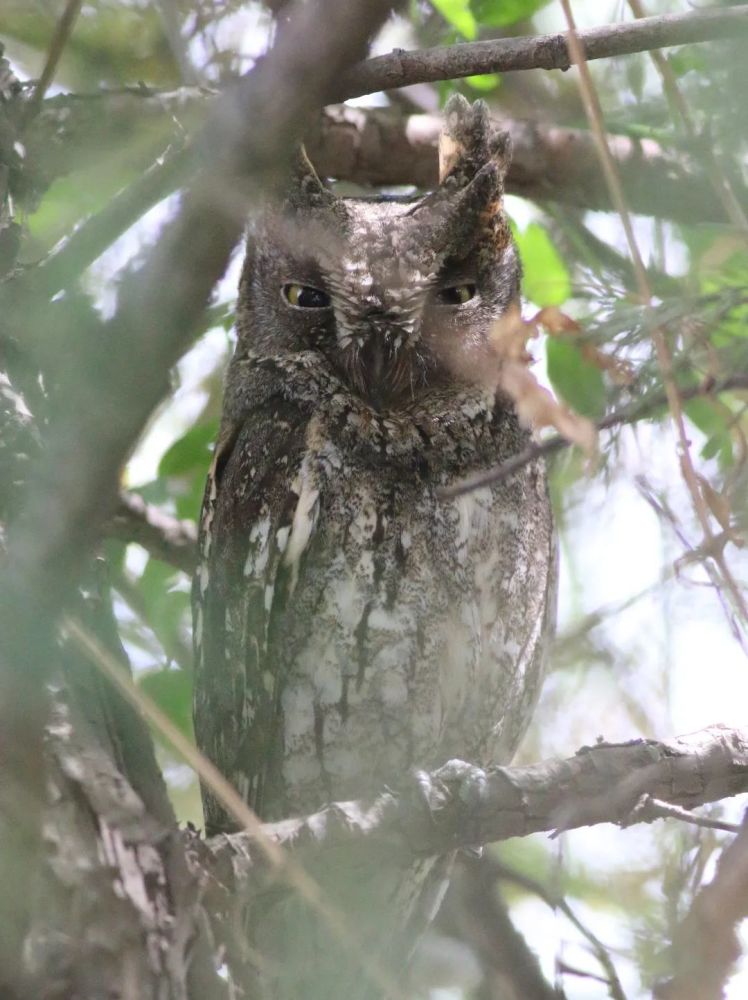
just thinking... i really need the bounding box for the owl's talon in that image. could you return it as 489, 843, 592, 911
433, 758, 488, 810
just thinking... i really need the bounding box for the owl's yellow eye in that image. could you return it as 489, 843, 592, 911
436, 283, 476, 306
283, 283, 331, 309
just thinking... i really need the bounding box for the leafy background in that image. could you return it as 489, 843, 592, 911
3, 0, 748, 996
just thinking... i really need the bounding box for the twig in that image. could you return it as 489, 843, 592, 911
655, 810, 748, 1000
63, 614, 408, 1000
107, 492, 197, 575
342, 6, 748, 99
23, 0, 83, 125
559, 0, 747, 623
438, 374, 748, 499
626, 794, 741, 835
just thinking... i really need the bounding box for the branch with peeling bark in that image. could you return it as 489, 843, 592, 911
19, 94, 744, 229
203, 725, 748, 876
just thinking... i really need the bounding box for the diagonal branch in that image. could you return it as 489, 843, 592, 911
0, 1, 403, 991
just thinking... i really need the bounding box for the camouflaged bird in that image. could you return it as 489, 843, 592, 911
192, 94, 555, 996
193, 93, 555, 829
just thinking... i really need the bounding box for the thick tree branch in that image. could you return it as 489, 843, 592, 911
206, 725, 748, 876
342, 6, 748, 99
20, 96, 743, 228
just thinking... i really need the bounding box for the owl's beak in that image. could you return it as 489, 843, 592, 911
342, 318, 419, 410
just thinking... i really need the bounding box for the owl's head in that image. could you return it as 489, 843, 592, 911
237, 95, 519, 410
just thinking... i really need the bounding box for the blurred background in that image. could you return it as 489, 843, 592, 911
3, 1, 748, 996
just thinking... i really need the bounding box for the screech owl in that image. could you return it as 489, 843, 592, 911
193, 94, 555, 996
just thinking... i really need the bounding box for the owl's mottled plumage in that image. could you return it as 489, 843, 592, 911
192, 95, 555, 995
194, 95, 554, 830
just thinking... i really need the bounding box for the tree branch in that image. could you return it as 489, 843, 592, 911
20, 96, 743, 228
342, 6, 748, 99
207, 725, 748, 875
107, 492, 197, 574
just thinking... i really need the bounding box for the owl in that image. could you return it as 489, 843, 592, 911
193, 92, 555, 828
192, 94, 555, 995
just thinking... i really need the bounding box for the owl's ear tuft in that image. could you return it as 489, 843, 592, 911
285, 145, 340, 213
438, 95, 512, 190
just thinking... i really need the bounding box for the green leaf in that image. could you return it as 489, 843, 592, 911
667, 46, 707, 79
139, 668, 193, 739
546, 338, 606, 419
514, 222, 571, 307
684, 398, 733, 466
466, 73, 502, 92
431, 0, 477, 38
137, 557, 192, 660
473, 0, 551, 28
158, 421, 218, 478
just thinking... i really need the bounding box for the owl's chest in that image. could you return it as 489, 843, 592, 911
277, 429, 546, 791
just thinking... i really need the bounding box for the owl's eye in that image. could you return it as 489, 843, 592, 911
283, 283, 331, 309
436, 283, 477, 306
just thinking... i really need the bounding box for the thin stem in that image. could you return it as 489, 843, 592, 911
24, 0, 83, 125
626, 795, 741, 835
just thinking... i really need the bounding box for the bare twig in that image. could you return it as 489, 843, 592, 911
107, 492, 197, 575
439, 374, 748, 499
342, 6, 748, 99
484, 857, 626, 1000
23, 0, 83, 124
655, 810, 748, 1000
626, 794, 741, 835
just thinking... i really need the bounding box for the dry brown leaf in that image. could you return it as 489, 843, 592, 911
488, 301, 535, 364
533, 306, 580, 335
499, 360, 598, 458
